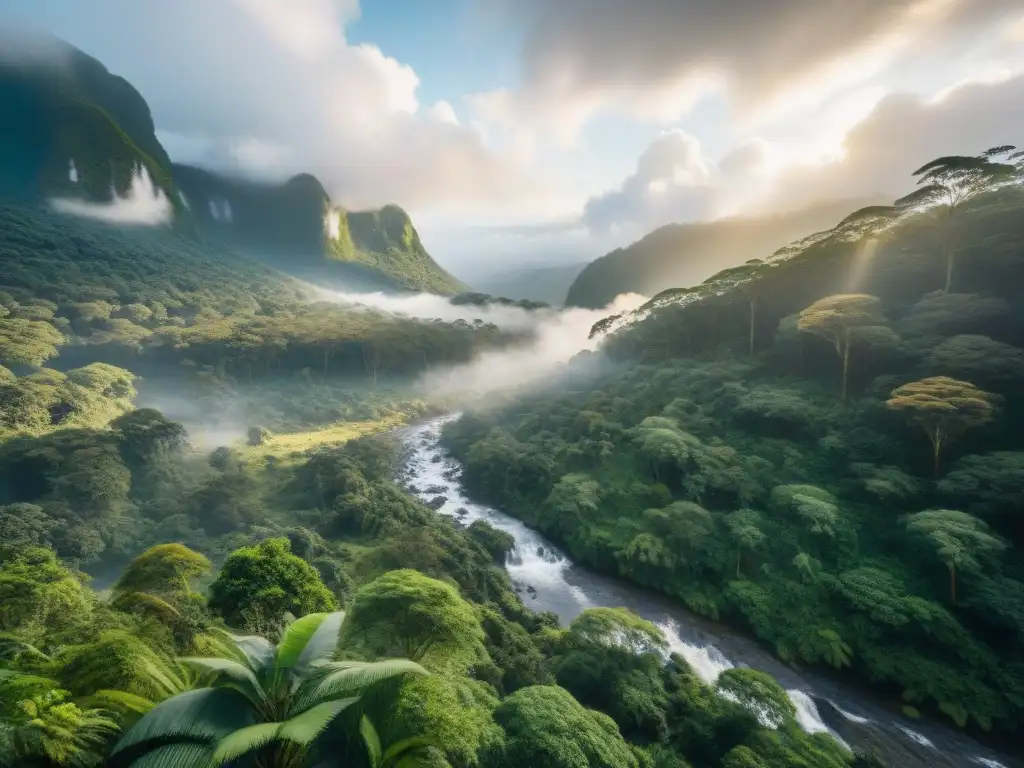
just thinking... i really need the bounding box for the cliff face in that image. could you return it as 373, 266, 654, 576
0, 42, 175, 204
174, 165, 464, 294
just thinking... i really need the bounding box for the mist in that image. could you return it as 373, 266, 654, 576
319, 288, 555, 333
318, 287, 646, 398
420, 293, 645, 398
50, 166, 173, 226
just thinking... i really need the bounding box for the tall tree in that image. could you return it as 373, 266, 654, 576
905, 510, 1006, 603
797, 294, 886, 400
895, 146, 1018, 292
108, 612, 428, 768
886, 377, 999, 476
725, 509, 766, 578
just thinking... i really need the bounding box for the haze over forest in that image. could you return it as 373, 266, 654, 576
1, 3, 1024, 768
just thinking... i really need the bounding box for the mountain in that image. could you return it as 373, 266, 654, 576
472, 262, 589, 307
173, 165, 465, 295
0, 36, 176, 205
565, 200, 877, 308
0, 36, 463, 296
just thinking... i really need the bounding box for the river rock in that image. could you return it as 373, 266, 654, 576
426, 496, 448, 509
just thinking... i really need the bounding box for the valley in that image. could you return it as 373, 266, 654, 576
1, 16, 1024, 768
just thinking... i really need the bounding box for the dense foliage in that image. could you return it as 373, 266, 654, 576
0, 419, 866, 767
444, 152, 1024, 739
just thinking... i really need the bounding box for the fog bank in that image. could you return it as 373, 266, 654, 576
319, 287, 646, 398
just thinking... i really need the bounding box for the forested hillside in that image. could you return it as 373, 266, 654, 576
445, 148, 1024, 743
565, 199, 872, 309
174, 165, 464, 295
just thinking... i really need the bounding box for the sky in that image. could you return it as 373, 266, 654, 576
4, 0, 1024, 279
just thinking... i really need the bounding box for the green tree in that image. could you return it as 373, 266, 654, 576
0, 546, 92, 641
715, 668, 795, 728
771, 485, 840, 539
926, 335, 1024, 390
113, 544, 211, 601
110, 409, 188, 467
938, 452, 1024, 533
797, 294, 886, 400
0, 318, 65, 367
725, 509, 766, 578
895, 147, 1018, 292
343, 570, 483, 671
0, 504, 59, 550
886, 377, 999, 476
108, 612, 428, 768
485, 685, 641, 768
544, 474, 601, 539
905, 510, 1007, 603
0, 670, 117, 768
209, 538, 337, 639
552, 609, 670, 741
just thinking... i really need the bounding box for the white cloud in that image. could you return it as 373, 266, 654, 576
583, 130, 718, 233
50, 166, 173, 226
757, 73, 1024, 213
426, 100, 460, 126
9, 1, 532, 213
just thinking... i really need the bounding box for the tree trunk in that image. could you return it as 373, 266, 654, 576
736, 548, 742, 578
841, 342, 850, 402
933, 430, 946, 479
943, 245, 955, 293
748, 300, 757, 357
950, 563, 957, 604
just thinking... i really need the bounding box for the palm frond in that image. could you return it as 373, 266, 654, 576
179, 657, 267, 710
209, 698, 359, 766
220, 631, 275, 672
294, 611, 346, 675
137, 657, 189, 700
125, 741, 213, 768
209, 722, 280, 766
308, 660, 426, 705
84, 689, 155, 718
382, 736, 434, 767
361, 715, 382, 767
110, 688, 253, 763
278, 697, 359, 745
275, 613, 330, 673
